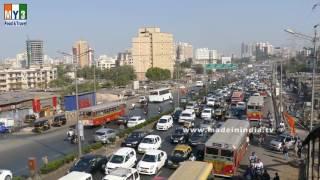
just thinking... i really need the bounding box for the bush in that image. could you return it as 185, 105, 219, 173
40, 158, 65, 174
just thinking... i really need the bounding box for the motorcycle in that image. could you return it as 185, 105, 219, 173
70, 134, 78, 144
67, 128, 75, 141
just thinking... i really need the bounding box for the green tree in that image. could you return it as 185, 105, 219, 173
192, 64, 204, 74
108, 65, 136, 86
146, 67, 171, 81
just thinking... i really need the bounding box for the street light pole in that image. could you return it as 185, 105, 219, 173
310, 25, 318, 131
280, 59, 283, 116
74, 57, 82, 157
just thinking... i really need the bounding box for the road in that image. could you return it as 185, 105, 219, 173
0, 85, 200, 177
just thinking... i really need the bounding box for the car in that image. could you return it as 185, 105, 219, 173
178, 109, 195, 124
33, 119, 51, 132
199, 119, 215, 133
24, 114, 36, 123
116, 116, 129, 126
127, 116, 146, 128
167, 144, 193, 169
196, 81, 204, 87
188, 131, 207, 146
201, 108, 213, 119
156, 115, 173, 131
269, 133, 295, 151
236, 101, 246, 110
183, 119, 195, 128
121, 131, 148, 148
139, 96, 147, 103
171, 108, 183, 121
206, 97, 215, 107
52, 114, 67, 127
59, 171, 92, 180
138, 135, 162, 153
253, 92, 260, 96
106, 147, 137, 174
185, 101, 197, 110
94, 128, 117, 144
136, 150, 167, 175
193, 105, 203, 117
69, 154, 108, 175
170, 127, 188, 144
103, 167, 140, 180
0, 169, 12, 180
124, 90, 135, 97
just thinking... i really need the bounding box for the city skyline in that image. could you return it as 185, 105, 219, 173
0, 0, 319, 60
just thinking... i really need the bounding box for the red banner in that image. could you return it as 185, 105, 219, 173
52, 97, 57, 108
32, 99, 41, 113
284, 112, 296, 135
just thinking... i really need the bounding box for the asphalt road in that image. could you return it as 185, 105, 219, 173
0, 85, 200, 177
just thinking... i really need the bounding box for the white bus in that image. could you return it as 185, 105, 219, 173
148, 88, 172, 102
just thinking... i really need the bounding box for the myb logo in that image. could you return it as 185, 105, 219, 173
4, 3, 27, 26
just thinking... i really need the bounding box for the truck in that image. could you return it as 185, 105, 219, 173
0, 118, 15, 133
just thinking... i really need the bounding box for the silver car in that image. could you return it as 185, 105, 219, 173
94, 128, 116, 144
200, 119, 215, 133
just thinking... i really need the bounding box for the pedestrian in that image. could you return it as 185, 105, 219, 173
262, 169, 271, 180
273, 172, 280, 180
283, 143, 289, 160
297, 141, 302, 159
249, 132, 254, 143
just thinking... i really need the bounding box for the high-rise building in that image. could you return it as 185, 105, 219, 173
117, 50, 133, 66
26, 40, 44, 67
194, 48, 218, 65
176, 42, 193, 62
132, 27, 174, 81
241, 42, 254, 58
72, 40, 90, 68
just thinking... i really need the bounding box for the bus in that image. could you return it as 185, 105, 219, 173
204, 119, 250, 177
79, 102, 125, 126
148, 88, 172, 102
231, 91, 244, 105
247, 96, 264, 127
168, 161, 213, 180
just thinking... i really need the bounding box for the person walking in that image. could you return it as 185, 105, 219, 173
273, 172, 280, 180
297, 141, 302, 159
262, 169, 271, 180
283, 143, 289, 160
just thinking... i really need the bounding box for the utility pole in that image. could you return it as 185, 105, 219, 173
280, 59, 283, 118
310, 25, 318, 131
75, 56, 82, 157
177, 63, 180, 108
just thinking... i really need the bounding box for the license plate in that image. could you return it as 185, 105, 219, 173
174, 140, 178, 143
127, 144, 131, 146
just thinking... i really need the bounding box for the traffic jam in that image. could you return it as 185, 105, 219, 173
51, 68, 298, 180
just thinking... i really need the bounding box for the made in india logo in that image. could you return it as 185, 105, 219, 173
4, 3, 27, 26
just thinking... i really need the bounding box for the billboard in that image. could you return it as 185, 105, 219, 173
64, 92, 96, 111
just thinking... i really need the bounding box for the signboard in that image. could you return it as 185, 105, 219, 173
205, 64, 238, 70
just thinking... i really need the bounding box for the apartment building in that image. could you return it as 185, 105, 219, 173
0, 65, 57, 92
132, 27, 174, 81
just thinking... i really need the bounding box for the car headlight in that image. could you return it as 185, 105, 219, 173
180, 136, 184, 140
132, 141, 138, 144
168, 160, 173, 164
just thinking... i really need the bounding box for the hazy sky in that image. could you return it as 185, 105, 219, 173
1, 0, 320, 59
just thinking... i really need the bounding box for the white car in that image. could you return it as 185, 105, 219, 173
201, 108, 213, 119
138, 135, 162, 153
103, 167, 140, 180
178, 109, 195, 123
156, 115, 173, 131
196, 81, 204, 87
0, 170, 12, 180
206, 98, 215, 107
139, 96, 147, 103
127, 116, 146, 128
137, 150, 167, 175
106, 147, 137, 174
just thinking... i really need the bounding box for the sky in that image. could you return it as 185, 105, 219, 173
0, 0, 320, 60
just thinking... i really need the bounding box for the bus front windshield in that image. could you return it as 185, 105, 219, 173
150, 91, 158, 95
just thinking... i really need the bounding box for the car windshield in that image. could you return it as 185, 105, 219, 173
129, 132, 141, 138
109, 155, 124, 164
159, 119, 167, 123
95, 132, 105, 136
174, 111, 182, 115
129, 118, 137, 121
174, 129, 184, 135
203, 120, 211, 124
192, 132, 203, 137
275, 136, 286, 142
172, 150, 186, 157
181, 113, 191, 117
142, 154, 157, 162
203, 110, 211, 113
74, 158, 94, 168
142, 138, 154, 144
150, 92, 158, 95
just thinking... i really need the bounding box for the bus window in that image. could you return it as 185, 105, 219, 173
256, 106, 262, 111
206, 147, 219, 155
150, 91, 158, 95
160, 90, 169, 95
81, 111, 92, 118
247, 105, 254, 110
221, 149, 233, 159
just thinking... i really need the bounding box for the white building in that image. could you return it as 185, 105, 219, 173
117, 50, 133, 66
0, 65, 57, 92
194, 48, 219, 65
209, 50, 218, 60
221, 56, 232, 64
176, 42, 193, 62
96, 55, 116, 70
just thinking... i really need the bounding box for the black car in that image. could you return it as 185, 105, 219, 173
121, 131, 148, 148
188, 131, 207, 146
116, 116, 129, 127
170, 127, 188, 144
52, 114, 67, 127
69, 154, 108, 174
172, 108, 183, 121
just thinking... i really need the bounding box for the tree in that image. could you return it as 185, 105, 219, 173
108, 65, 136, 86
146, 67, 171, 81
192, 64, 204, 74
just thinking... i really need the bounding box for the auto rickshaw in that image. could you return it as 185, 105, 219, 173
33, 119, 51, 132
